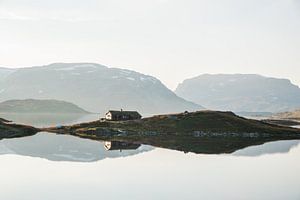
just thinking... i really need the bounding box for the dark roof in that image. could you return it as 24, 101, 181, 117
106, 110, 142, 117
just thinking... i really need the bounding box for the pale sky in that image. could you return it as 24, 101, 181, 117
0, 0, 299, 89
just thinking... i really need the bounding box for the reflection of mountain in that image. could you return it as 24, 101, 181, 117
0, 132, 153, 162
232, 140, 300, 157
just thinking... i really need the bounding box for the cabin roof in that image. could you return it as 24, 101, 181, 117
106, 110, 142, 117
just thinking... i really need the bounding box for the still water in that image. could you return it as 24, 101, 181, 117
0, 114, 300, 200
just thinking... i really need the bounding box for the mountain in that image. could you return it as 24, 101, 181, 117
0, 99, 90, 114
0, 63, 202, 114
175, 74, 300, 112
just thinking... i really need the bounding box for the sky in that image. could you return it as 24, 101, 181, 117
0, 0, 299, 89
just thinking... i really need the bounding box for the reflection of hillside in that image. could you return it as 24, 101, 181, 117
233, 140, 300, 157
0, 132, 154, 162
0, 130, 299, 159
0, 113, 99, 127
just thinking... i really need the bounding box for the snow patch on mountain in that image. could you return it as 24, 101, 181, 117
52, 63, 100, 71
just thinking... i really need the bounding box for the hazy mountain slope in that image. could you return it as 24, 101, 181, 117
0, 63, 202, 114
175, 74, 300, 112
0, 99, 89, 114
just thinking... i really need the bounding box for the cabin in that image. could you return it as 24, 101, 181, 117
104, 141, 141, 151
105, 110, 142, 121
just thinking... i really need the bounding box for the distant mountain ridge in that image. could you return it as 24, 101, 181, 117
0, 63, 202, 114
175, 74, 300, 113
0, 99, 90, 114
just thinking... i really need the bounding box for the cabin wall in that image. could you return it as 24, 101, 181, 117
105, 113, 112, 120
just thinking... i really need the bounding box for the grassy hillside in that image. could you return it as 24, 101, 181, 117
0, 99, 90, 114
44, 111, 300, 154
56, 110, 300, 134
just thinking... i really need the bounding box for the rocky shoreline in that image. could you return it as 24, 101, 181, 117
0, 118, 39, 140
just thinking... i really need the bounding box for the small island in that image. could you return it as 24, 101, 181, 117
43, 110, 300, 154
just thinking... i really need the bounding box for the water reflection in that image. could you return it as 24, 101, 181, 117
0, 113, 154, 161
0, 114, 300, 199
1, 113, 300, 160
0, 132, 153, 162
0, 140, 300, 200
1, 131, 300, 162
233, 140, 300, 156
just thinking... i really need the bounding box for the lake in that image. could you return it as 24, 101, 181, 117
0, 113, 300, 200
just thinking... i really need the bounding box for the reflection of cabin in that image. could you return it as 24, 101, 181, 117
105, 110, 142, 121
104, 141, 141, 151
